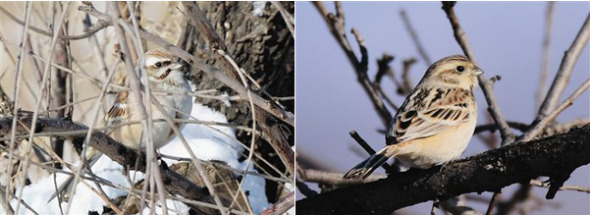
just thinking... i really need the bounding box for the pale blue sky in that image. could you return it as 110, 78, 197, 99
296, 2, 589, 214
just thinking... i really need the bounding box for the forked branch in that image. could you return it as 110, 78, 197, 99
297, 125, 590, 215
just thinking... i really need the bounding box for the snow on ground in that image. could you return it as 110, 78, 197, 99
10, 102, 269, 214
252, 2, 267, 17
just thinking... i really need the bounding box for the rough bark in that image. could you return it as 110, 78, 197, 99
0, 117, 220, 215
187, 2, 294, 203
296, 124, 590, 215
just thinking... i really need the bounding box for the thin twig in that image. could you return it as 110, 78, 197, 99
217, 49, 257, 214
495, 184, 532, 215
4, 1, 295, 126
108, 3, 162, 213
0, 39, 129, 91
439, 196, 483, 215
148, 95, 229, 215
374, 87, 399, 111
124, 2, 170, 212
401, 58, 417, 94
485, 192, 500, 215
541, 119, 590, 136
314, 2, 393, 126
349, 130, 397, 173
348, 131, 377, 155
297, 123, 590, 213
161, 154, 288, 182
535, 13, 590, 122
441, 1, 515, 145
530, 179, 590, 194
259, 192, 294, 215
17, 3, 70, 214
1, 117, 218, 214
521, 79, 590, 141
83, 14, 109, 80
0, 6, 109, 41
474, 121, 529, 133
0, 185, 14, 215
400, 9, 431, 66
51, 16, 72, 170
5, 2, 32, 211
0, 185, 37, 215
441, 2, 517, 213
375, 54, 394, 86
535, 2, 555, 109
181, 2, 227, 51
271, 2, 294, 38
299, 168, 385, 186
374, 54, 400, 110
181, 5, 293, 211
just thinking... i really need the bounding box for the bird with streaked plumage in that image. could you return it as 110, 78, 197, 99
49, 49, 193, 202
344, 55, 482, 179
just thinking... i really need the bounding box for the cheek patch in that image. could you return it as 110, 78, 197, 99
158, 68, 172, 80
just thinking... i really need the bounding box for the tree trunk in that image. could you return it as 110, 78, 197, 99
187, 1, 294, 203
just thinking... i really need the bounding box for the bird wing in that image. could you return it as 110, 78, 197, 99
388, 87, 474, 144
99, 91, 130, 135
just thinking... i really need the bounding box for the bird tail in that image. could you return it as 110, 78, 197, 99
47, 150, 103, 202
343, 145, 397, 179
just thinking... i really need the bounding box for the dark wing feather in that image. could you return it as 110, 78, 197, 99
387, 88, 474, 144
100, 91, 130, 134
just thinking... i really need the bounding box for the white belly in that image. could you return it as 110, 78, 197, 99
113, 82, 193, 150
394, 115, 477, 169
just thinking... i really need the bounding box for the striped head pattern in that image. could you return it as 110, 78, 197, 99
144, 49, 184, 84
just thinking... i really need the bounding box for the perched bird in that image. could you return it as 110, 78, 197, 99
344, 55, 482, 179
49, 49, 193, 201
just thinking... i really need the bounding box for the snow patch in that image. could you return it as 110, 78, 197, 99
252, 2, 267, 17
11, 101, 269, 214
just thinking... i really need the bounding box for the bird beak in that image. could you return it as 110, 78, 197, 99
474, 69, 484, 76
171, 63, 182, 70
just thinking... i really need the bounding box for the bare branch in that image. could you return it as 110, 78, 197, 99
259, 192, 294, 215
530, 179, 590, 194
0, 5, 108, 41
348, 131, 393, 172
3, 2, 294, 126
485, 192, 500, 215
348, 131, 376, 155
374, 54, 394, 86
374, 54, 400, 111
535, 2, 555, 109
296, 125, 590, 214
521, 79, 590, 141
400, 9, 432, 66
299, 169, 384, 186
0, 117, 221, 214
439, 196, 483, 215
271, 2, 295, 38
475, 121, 529, 134
314, 2, 393, 126
181, 2, 295, 180
536, 13, 590, 122
16, 3, 70, 214
106, 4, 155, 212
401, 58, 417, 94
5, 2, 33, 208
140, 23, 294, 127
495, 184, 531, 215
441, 1, 515, 145
181, 2, 228, 51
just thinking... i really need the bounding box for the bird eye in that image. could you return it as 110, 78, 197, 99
155, 62, 162, 68
456, 66, 465, 72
